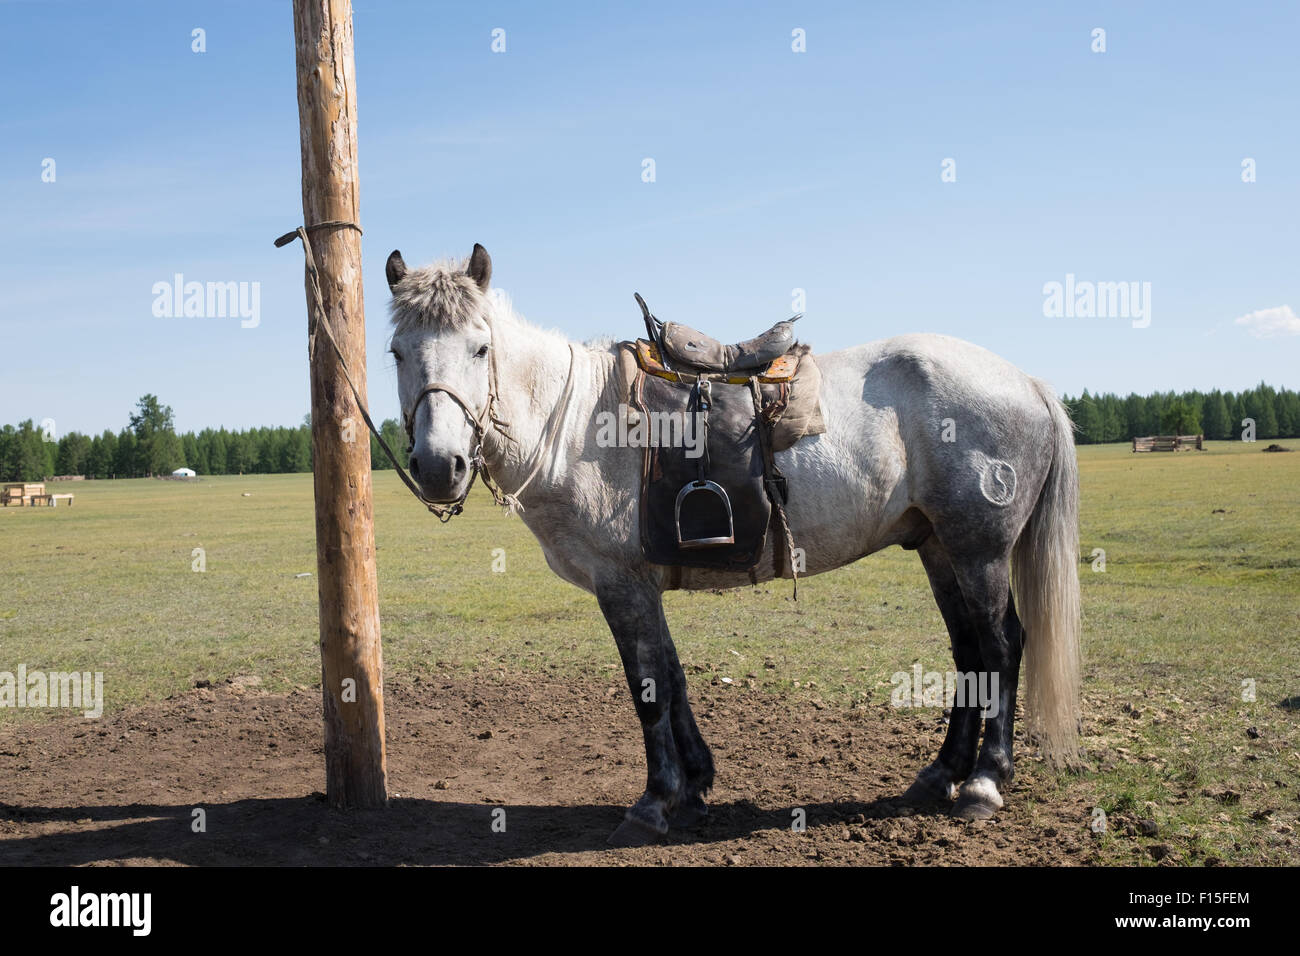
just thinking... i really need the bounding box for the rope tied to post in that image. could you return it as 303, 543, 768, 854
276, 220, 460, 518
275, 221, 364, 363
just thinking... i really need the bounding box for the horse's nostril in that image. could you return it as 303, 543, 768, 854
452, 455, 468, 479
409, 456, 420, 478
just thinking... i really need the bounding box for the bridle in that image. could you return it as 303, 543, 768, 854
400, 316, 578, 522
400, 345, 508, 522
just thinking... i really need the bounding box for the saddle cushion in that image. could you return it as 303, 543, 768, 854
631, 340, 826, 452
634, 339, 799, 385
659, 319, 799, 372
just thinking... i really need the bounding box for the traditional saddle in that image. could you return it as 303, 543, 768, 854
620, 294, 826, 588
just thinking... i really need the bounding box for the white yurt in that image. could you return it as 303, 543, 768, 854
172, 467, 197, 477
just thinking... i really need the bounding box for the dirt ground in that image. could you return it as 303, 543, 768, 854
0, 672, 1103, 866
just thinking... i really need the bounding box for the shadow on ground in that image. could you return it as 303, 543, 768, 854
0, 794, 951, 866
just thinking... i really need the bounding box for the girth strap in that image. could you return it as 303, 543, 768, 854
750, 378, 799, 598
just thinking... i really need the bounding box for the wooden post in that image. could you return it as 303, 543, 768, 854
291, 0, 387, 808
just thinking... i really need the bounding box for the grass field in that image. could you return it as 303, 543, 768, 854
1, 441, 1296, 864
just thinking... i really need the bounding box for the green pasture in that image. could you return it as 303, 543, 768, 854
0, 441, 1296, 864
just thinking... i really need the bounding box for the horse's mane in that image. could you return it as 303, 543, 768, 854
388, 257, 486, 335
388, 257, 617, 355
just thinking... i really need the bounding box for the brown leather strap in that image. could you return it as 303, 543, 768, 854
750, 378, 799, 599
403, 381, 492, 446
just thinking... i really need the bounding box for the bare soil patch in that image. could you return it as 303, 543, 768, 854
0, 673, 1098, 865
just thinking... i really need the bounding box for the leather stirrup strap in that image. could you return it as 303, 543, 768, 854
750, 378, 799, 599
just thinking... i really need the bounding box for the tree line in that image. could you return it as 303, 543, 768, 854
3, 384, 1295, 482
0, 394, 409, 482
1062, 383, 1299, 445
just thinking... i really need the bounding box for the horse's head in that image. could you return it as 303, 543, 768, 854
386, 243, 495, 504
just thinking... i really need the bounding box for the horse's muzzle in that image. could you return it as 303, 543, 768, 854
409, 449, 470, 503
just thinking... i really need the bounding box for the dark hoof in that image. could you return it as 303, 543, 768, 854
952, 798, 998, 821
902, 765, 957, 805
608, 814, 667, 848
668, 795, 709, 829
952, 775, 1003, 821
902, 777, 956, 805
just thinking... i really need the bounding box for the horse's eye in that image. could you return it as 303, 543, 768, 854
390, 348, 403, 363
476, 344, 490, 358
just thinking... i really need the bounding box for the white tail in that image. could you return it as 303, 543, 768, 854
1012, 381, 1082, 768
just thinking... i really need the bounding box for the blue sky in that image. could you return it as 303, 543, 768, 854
1, 0, 1297, 435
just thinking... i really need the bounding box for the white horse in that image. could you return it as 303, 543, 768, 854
385, 244, 1081, 846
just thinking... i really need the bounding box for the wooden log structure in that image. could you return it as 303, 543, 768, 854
2, 482, 46, 506
290, 0, 388, 808
1132, 434, 1204, 452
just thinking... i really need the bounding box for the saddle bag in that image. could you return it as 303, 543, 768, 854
632, 371, 772, 571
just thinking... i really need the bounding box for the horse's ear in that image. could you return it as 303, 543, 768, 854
386, 250, 407, 291
467, 243, 491, 292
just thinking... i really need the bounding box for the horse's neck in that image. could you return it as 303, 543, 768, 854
482, 310, 609, 501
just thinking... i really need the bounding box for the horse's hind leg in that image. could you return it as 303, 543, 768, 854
658, 604, 715, 827
903, 538, 983, 803
947, 558, 1024, 821
595, 578, 686, 847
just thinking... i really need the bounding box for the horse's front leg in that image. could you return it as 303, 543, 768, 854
596, 577, 685, 847
657, 602, 715, 827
